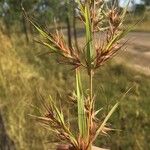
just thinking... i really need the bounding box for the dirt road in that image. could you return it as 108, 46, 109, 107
76, 31, 150, 75
121, 32, 150, 75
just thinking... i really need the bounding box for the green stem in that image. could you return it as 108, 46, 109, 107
87, 69, 94, 150
90, 70, 93, 103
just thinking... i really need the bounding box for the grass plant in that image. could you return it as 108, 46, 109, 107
0, 1, 149, 150
0, 30, 149, 149
25, 1, 134, 150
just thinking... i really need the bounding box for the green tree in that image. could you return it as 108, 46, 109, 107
0, 0, 66, 34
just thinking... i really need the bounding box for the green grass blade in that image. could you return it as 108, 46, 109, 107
76, 69, 87, 138
105, 25, 133, 52
91, 103, 119, 143
49, 95, 65, 125
26, 17, 59, 53
94, 108, 103, 117
105, 31, 123, 51
85, 5, 94, 68
48, 95, 78, 147
30, 21, 51, 41
76, 0, 84, 14
39, 41, 58, 52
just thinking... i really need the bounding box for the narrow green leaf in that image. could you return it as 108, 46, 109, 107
91, 103, 119, 143
85, 5, 94, 67
76, 69, 87, 138
27, 17, 60, 53
105, 25, 133, 52
105, 31, 123, 51
40, 41, 58, 52
94, 108, 103, 117
30, 21, 51, 41
49, 95, 65, 125
48, 96, 78, 147
76, 0, 84, 14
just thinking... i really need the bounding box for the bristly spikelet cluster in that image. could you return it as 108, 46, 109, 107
27, 0, 130, 150
24, 0, 128, 74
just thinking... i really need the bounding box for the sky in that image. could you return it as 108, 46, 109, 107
119, 0, 145, 7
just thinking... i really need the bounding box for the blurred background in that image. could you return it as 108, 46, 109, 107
0, 0, 150, 150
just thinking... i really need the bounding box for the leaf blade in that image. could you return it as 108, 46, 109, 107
76, 69, 87, 138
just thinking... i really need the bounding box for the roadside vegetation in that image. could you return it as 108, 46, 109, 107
0, 1, 150, 150
126, 8, 150, 32
0, 28, 149, 149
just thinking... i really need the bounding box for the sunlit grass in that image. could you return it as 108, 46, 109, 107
1, 30, 150, 149
125, 10, 150, 32
0, 6, 150, 149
